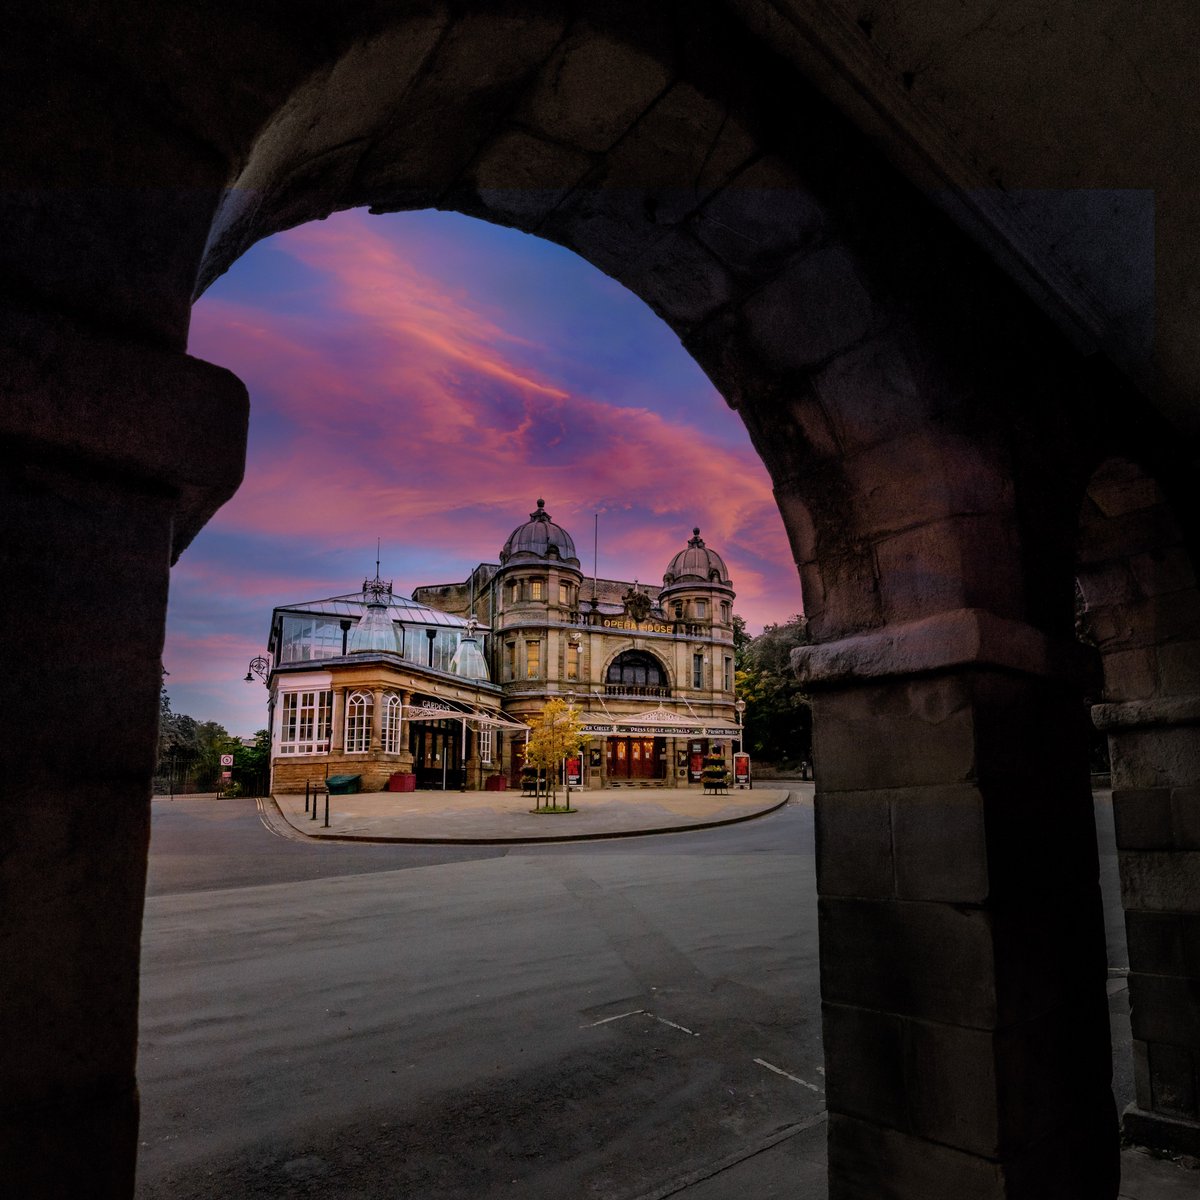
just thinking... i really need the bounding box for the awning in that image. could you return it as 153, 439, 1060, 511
402, 702, 530, 731
579, 705, 740, 738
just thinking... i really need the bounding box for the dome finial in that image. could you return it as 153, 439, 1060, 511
689, 527, 705, 547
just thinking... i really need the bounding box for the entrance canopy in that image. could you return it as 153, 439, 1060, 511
403, 702, 530, 732
579, 704, 740, 738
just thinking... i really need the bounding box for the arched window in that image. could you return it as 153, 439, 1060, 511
605, 650, 669, 696
345, 690, 372, 753
381, 692, 403, 753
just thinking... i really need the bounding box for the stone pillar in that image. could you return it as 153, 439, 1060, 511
796, 610, 1119, 1200
330, 687, 346, 752
396, 690, 414, 772
1094, 695, 1200, 1155
1077, 458, 1200, 1154
0, 312, 248, 1196
370, 688, 384, 751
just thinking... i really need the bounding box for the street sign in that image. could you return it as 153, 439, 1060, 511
221, 770, 232, 780
219, 754, 234, 767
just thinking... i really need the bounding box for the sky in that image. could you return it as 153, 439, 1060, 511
172, 208, 802, 734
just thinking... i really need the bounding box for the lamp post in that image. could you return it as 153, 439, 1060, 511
564, 689, 575, 807
734, 697, 747, 789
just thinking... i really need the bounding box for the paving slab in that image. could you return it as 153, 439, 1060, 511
267, 785, 790, 844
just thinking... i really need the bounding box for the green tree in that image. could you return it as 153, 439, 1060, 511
736, 614, 813, 765
524, 698, 586, 810
731, 612, 752, 669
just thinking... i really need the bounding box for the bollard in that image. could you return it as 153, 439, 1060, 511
324, 789, 330, 829
304, 780, 310, 813
310, 783, 318, 820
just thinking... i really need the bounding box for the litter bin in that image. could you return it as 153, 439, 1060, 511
326, 774, 361, 795
387, 772, 416, 792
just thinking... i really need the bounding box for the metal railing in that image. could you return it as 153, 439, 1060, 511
604, 683, 671, 698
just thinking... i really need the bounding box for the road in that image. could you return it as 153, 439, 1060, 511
135, 789, 1129, 1199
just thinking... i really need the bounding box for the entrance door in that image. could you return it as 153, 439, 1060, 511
607, 737, 664, 780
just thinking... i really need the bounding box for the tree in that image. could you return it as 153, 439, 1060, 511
731, 612, 752, 670
523, 698, 586, 811
736, 614, 813, 765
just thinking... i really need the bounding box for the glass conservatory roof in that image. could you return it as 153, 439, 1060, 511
275, 592, 474, 629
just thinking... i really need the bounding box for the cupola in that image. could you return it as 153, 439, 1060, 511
499, 499, 579, 566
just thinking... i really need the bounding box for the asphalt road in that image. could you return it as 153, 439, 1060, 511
135, 789, 1130, 1200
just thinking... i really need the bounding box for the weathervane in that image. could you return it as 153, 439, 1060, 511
363, 537, 394, 605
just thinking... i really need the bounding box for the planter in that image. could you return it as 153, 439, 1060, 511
387, 772, 416, 792
484, 774, 508, 791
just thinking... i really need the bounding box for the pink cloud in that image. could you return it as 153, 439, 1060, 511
186, 210, 803, 670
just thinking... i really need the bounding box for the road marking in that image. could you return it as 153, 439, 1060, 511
648, 1013, 698, 1036
754, 1057, 821, 1091
581, 1008, 645, 1028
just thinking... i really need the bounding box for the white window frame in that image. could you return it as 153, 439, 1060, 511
345, 690, 373, 753
278, 690, 332, 755
479, 726, 494, 765
382, 692, 403, 754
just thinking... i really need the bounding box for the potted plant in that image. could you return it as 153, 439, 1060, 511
702, 752, 729, 794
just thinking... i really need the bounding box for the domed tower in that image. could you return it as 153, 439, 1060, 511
496, 499, 584, 616
493, 500, 585, 688
660, 528, 735, 633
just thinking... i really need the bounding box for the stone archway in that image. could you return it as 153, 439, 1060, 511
2, 6, 1142, 1197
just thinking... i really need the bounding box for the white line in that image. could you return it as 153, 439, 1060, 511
648, 1013, 698, 1036
581, 1009, 645, 1028
754, 1057, 820, 1091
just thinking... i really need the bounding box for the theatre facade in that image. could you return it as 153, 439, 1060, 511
264, 500, 741, 791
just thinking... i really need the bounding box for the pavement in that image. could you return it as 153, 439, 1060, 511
264, 782, 790, 843
250, 781, 1198, 1198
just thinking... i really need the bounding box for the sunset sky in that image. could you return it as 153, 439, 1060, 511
173, 208, 802, 734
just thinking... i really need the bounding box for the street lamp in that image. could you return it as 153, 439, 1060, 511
244, 655, 270, 684
734, 697, 748, 789
564, 689, 575, 807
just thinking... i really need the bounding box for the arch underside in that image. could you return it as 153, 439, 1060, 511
4, 4, 1199, 1196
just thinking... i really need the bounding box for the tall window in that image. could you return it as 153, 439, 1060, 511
345, 691, 372, 752
382, 692, 403, 753
511, 581, 521, 604
721, 602, 731, 624
559, 582, 571, 605
479, 726, 493, 765
566, 641, 580, 681
692, 653, 705, 689
724, 656, 734, 692
505, 640, 516, 680
695, 599, 708, 618
530, 578, 544, 600
673, 602, 683, 620
279, 690, 332, 754
526, 640, 540, 679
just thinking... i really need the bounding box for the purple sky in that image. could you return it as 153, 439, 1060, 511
173, 209, 802, 734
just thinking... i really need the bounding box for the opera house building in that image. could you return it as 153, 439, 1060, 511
264, 500, 741, 792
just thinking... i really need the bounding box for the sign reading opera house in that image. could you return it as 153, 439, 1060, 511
263, 501, 740, 792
